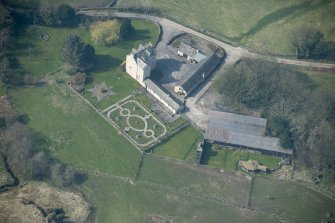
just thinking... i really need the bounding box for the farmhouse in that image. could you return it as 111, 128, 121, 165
126, 43, 156, 86
174, 52, 222, 97
177, 41, 207, 64
204, 110, 293, 156
126, 43, 183, 114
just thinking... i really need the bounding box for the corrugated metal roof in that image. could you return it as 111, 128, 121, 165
205, 110, 293, 155
208, 110, 267, 136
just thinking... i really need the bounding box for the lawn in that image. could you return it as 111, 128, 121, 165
201, 144, 281, 171
138, 154, 250, 206
152, 125, 203, 161
82, 174, 276, 223
250, 176, 335, 223
9, 85, 141, 177
15, 19, 159, 108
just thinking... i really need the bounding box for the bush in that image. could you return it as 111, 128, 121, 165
90, 19, 133, 46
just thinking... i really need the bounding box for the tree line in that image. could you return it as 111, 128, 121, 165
0, 96, 86, 188
215, 58, 335, 183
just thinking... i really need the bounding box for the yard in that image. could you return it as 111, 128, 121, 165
201, 144, 281, 171
152, 125, 203, 161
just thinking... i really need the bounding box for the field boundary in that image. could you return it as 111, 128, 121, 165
69, 86, 143, 152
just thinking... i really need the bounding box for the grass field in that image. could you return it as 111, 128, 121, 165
9, 19, 160, 177
152, 125, 203, 161
9, 85, 141, 177
202, 145, 281, 171
250, 177, 335, 223
82, 174, 276, 223
122, 0, 335, 55
138, 154, 250, 206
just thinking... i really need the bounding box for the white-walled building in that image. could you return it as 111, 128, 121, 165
126, 43, 156, 86
126, 43, 183, 115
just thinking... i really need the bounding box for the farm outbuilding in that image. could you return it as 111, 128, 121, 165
204, 110, 293, 156
174, 52, 222, 97
177, 41, 207, 64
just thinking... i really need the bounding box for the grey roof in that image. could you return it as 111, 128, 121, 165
178, 42, 198, 58
205, 110, 293, 155
144, 79, 182, 112
193, 52, 207, 62
208, 110, 267, 136
177, 52, 222, 94
132, 43, 155, 65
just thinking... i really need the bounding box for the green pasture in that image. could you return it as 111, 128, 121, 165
124, 0, 335, 55
9, 85, 141, 177
202, 145, 281, 171
138, 154, 250, 206
82, 174, 276, 223
250, 176, 335, 223
152, 125, 203, 161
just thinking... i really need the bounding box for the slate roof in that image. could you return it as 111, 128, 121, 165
132, 43, 155, 66
177, 52, 222, 94
205, 110, 293, 155
144, 79, 182, 112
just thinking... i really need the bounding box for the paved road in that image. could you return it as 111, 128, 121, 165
78, 10, 335, 70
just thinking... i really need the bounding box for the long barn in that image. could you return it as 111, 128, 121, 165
205, 110, 293, 156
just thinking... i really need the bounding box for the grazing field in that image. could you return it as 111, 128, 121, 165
152, 125, 203, 161
123, 0, 335, 55
9, 85, 141, 177
202, 145, 281, 171
82, 174, 276, 223
138, 154, 250, 206
250, 177, 335, 223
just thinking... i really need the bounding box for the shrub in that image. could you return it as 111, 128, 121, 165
90, 19, 133, 46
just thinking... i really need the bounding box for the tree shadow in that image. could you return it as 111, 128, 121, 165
91, 54, 122, 73
200, 143, 218, 165
126, 29, 151, 42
